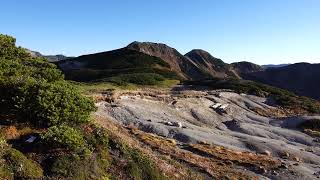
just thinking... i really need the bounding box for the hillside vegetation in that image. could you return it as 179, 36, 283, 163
0, 34, 168, 179
56, 48, 181, 86
185, 78, 320, 114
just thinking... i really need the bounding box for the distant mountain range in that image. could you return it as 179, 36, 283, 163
24, 49, 72, 62
245, 63, 320, 100
52, 41, 320, 100
262, 64, 291, 69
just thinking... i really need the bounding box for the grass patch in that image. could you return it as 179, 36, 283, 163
4, 148, 43, 179
50, 148, 111, 179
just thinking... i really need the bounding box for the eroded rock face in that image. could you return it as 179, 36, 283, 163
95, 89, 320, 179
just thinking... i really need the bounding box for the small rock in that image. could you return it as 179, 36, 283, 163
272, 170, 279, 176
306, 148, 314, 153
261, 150, 271, 156
279, 163, 288, 169
281, 152, 290, 159
293, 163, 299, 166
225, 160, 233, 166
258, 166, 267, 174
293, 156, 301, 162
147, 119, 152, 122
217, 162, 225, 166
26, 136, 36, 143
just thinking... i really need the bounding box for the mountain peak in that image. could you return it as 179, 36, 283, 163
185, 49, 226, 67
186, 49, 212, 57
127, 41, 176, 52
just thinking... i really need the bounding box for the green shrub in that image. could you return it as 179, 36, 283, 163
85, 125, 109, 150
42, 125, 88, 152
0, 34, 96, 127
35, 81, 96, 126
4, 148, 43, 179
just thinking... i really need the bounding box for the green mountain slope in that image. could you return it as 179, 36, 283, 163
56, 48, 181, 85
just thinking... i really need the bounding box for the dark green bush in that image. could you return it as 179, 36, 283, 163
42, 125, 87, 152
0, 34, 96, 127
35, 81, 96, 126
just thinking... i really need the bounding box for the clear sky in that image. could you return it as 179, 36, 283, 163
1, 0, 319, 65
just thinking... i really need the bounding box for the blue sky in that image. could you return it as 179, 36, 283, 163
1, 0, 319, 65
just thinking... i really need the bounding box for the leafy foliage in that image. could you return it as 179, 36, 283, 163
0, 34, 98, 178
0, 34, 96, 128
42, 125, 87, 152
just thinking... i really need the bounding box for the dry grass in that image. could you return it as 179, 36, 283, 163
94, 115, 200, 179
303, 129, 320, 137
131, 128, 265, 179
188, 144, 281, 170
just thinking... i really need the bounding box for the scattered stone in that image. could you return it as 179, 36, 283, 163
272, 170, 279, 176
306, 148, 314, 153
25, 136, 36, 143
111, 104, 118, 108
171, 100, 178, 105
217, 162, 225, 166
225, 160, 233, 166
293, 163, 299, 166
147, 119, 152, 122
279, 163, 288, 169
164, 121, 173, 126
314, 171, 320, 178
281, 152, 290, 159
261, 150, 271, 156
258, 166, 267, 174
293, 156, 301, 162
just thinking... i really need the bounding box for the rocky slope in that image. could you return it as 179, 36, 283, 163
95, 87, 320, 179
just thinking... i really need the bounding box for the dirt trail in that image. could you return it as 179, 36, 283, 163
94, 88, 320, 179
